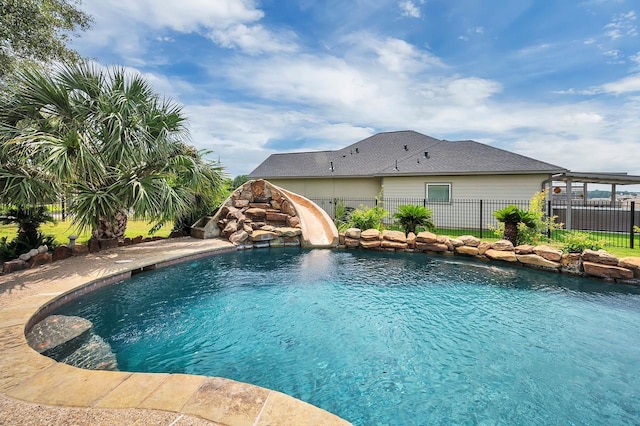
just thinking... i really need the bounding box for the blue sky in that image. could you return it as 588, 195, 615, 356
71, 0, 640, 186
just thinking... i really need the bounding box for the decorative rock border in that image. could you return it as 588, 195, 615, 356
340, 228, 640, 285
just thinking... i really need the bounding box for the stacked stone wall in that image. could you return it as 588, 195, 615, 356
210, 179, 303, 249
340, 228, 640, 286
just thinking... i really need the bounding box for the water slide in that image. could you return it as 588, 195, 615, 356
192, 180, 339, 248
276, 186, 339, 248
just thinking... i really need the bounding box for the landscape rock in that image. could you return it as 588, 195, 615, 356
266, 211, 288, 223
288, 216, 300, 228
406, 232, 416, 249
561, 253, 582, 274
485, 249, 517, 262
516, 254, 561, 270
28, 248, 39, 258
344, 237, 360, 248
533, 245, 563, 262
250, 230, 277, 242
455, 246, 479, 256
360, 239, 381, 249
381, 240, 408, 250
245, 208, 266, 219
458, 235, 481, 247
71, 244, 89, 255
449, 238, 464, 247
37, 245, 48, 254
345, 228, 361, 239
18, 253, 31, 261
28, 252, 52, 268
416, 231, 437, 244
618, 257, 640, 278
583, 261, 633, 280
276, 227, 302, 238
3, 259, 28, 274
515, 244, 534, 255
491, 240, 515, 251
229, 230, 249, 244
360, 229, 381, 240
416, 242, 449, 252
477, 242, 491, 255
582, 249, 618, 266
234, 199, 250, 209
382, 230, 406, 243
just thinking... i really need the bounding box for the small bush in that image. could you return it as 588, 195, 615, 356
561, 232, 605, 253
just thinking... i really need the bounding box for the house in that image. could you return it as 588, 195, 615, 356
249, 130, 566, 202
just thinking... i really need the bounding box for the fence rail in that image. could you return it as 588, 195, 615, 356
308, 197, 638, 249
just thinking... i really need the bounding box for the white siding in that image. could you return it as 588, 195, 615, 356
269, 178, 382, 199
382, 174, 550, 200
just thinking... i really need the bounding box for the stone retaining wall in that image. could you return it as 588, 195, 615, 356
341, 228, 640, 286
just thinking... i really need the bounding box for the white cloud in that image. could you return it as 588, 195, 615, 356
208, 24, 298, 54
604, 10, 637, 40
601, 73, 640, 94
399, 1, 421, 18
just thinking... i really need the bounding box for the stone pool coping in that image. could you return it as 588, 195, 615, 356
0, 237, 349, 425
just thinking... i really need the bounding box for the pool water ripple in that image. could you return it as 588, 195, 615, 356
54, 248, 640, 425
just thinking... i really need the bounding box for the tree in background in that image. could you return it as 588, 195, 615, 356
232, 174, 250, 189
0, 62, 226, 241
0, 0, 91, 78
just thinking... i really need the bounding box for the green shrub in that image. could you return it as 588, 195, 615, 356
490, 191, 563, 246
348, 205, 388, 231
393, 204, 435, 234
0, 231, 56, 262
333, 200, 352, 232
561, 232, 605, 253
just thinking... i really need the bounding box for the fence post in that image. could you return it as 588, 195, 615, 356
479, 200, 483, 239
61, 198, 66, 221
547, 200, 552, 240
631, 201, 636, 249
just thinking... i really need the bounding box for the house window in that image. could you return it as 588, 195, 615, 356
426, 183, 451, 202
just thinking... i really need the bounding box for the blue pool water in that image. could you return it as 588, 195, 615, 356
55, 248, 640, 425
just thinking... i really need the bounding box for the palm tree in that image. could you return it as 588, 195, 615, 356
493, 205, 536, 246
393, 204, 435, 234
0, 62, 225, 241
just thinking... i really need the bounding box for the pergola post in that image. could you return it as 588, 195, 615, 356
565, 178, 572, 230
611, 184, 617, 207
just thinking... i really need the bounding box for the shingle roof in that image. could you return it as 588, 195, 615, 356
249, 130, 566, 178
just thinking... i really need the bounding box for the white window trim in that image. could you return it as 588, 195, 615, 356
425, 182, 452, 203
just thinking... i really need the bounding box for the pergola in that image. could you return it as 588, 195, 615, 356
541, 171, 640, 230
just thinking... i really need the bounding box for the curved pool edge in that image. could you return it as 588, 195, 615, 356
0, 237, 350, 426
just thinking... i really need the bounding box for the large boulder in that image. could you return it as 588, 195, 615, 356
491, 240, 515, 251
345, 228, 361, 239
360, 229, 381, 240
533, 245, 563, 262
456, 246, 479, 256
485, 249, 517, 262
458, 235, 481, 247
416, 231, 437, 244
382, 230, 406, 243
516, 254, 561, 270
582, 249, 618, 266
583, 262, 633, 280
618, 257, 640, 278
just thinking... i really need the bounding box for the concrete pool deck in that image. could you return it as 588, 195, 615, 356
0, 237, 350, 425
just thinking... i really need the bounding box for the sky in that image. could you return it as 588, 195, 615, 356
70, 0, 640, 188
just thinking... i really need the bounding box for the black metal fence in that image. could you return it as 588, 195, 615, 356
309, 197, 638, 249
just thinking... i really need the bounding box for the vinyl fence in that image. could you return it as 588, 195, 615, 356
309, 197, 639, 249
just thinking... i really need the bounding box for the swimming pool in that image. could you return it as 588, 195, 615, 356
54, 248, 640, 425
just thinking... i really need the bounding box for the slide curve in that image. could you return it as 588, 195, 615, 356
276, 186, 339, 248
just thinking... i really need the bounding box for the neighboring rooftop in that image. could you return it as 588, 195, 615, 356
249, 130, 566, 178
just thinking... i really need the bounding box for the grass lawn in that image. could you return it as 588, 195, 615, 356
0, 219, 173, 246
